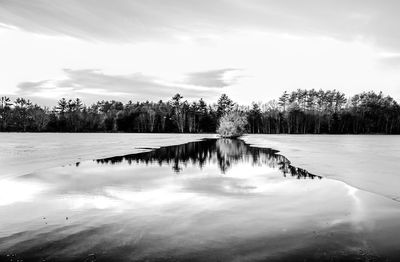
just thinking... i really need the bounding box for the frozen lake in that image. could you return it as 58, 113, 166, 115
0, 133, 217, 178
1, 133, 400, 261
244, 134, 400, 201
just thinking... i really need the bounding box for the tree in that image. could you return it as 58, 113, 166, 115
278, 91, 289, 112
0, 96, 12, 131
217, 94, 235, 118
217, 111, 248, 138
14, 97, 33, 131
30, 105, 50, 131
171, 93, 185, 132
248, 102, 262, 133
57, 98, 68, 114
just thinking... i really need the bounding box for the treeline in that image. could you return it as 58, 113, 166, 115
1, 89, 400, 134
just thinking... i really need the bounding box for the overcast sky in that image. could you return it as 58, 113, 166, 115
1, 0, 400, 106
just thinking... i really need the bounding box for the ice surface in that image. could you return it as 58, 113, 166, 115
244, 134, 400, 200
1, 133, 400, 201
2, 138, 400, 260
0, 133, 216, 178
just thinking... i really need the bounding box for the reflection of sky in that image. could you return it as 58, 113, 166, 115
1, 141, 400, 260
1, 156, 352, 227
0, 179, 48, 206
344, 184, 368, 231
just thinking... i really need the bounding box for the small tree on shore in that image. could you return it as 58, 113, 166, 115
217, 111, 247, 138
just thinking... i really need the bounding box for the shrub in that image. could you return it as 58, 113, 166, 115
217, 111, 247, 138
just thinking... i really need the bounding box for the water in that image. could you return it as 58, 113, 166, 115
1, 138, 400, 261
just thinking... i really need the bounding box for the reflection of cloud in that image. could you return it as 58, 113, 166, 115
60, 183, 222, 211
0, 179, 47, 206
68, 194, 119, 210
16, 68, 220, 103
345, 184, 365, 230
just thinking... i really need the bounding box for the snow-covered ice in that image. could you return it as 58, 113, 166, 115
244, 134, 400, 200
0, 133, 216, 178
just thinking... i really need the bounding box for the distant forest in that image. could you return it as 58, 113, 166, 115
1, 89, 400, 134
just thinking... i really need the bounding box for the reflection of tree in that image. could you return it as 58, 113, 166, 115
96, 139, 322, 179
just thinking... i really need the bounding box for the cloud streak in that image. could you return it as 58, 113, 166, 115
184, 68, 241, 88
1, 0, 400, 51
16, 69, 225, 104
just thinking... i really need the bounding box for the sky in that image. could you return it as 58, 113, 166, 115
1, 0, 400, 106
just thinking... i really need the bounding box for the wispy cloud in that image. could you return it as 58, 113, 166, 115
16, 69, 224, 104
184, 68, 241, 88
377, 54, 400, 68
1, 0, 400, 51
